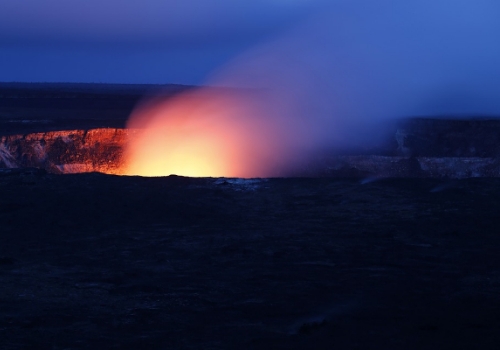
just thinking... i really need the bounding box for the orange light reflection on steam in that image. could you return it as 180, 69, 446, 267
123, 89, 279, 178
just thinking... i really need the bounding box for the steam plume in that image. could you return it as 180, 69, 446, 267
124, 0, 500, 177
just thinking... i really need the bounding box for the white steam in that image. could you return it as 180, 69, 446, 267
125, 0, 500, 177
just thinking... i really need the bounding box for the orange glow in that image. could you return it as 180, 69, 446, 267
123, 89, 288, 178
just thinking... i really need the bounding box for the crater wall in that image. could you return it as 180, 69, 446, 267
0, 128, 134, 174
1, 119, 500, 178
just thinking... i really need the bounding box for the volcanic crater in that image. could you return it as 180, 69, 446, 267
3, 83, 500, 178
2, 83, 500, 349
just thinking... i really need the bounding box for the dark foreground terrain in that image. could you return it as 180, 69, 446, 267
1, 170, 500, 349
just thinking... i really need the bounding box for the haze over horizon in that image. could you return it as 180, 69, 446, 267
1, 1, 500, 117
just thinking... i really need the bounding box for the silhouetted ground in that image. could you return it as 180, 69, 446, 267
1, 171, 500, 349
1, 83, 500, 349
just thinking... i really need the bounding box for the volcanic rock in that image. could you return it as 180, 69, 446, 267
0, 128, 133, 174
1, 174, 500, 349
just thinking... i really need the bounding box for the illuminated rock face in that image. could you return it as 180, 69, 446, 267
0, 128, 134, 174
1, 119, 500, 177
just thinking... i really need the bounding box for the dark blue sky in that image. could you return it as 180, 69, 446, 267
1, 0, 499, 111
0, 0, 319, 84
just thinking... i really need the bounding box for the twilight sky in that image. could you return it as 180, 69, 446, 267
0, 0, 320, 84
1, 0, 499, 97
2, 0, 500, 164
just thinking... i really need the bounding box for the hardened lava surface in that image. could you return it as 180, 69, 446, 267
1, 171, 500, 349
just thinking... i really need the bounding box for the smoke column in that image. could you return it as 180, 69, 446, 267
124, 0, 500, 178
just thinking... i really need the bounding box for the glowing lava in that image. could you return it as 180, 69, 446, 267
123, 89, 289, 178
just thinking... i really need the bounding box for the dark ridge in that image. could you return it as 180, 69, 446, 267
0, 83, 195, 134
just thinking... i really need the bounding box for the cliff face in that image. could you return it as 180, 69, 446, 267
0, 128, 134, 174
1, 118, 500, 177
306, 118, 500, 178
